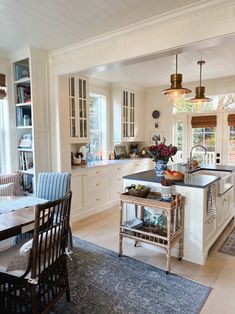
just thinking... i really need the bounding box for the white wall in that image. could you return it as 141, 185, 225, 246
144, 76, 235, 147
49, 1, 235, 171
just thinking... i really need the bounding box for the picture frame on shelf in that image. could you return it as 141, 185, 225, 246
114, 145, 127, 159
150, 132, 163, 144
15, 64, 29, 81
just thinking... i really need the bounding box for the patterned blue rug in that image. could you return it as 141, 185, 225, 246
54, 237, 211, 314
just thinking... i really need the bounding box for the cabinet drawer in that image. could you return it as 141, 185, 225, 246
86, 167, 109, 178
86, 176, 108, 193
85, 190, 109, 209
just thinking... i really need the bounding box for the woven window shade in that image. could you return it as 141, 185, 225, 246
191, 115, 217, 128
227, 114, 235, 126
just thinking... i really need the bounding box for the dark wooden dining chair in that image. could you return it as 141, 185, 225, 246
0, 191, 72, 314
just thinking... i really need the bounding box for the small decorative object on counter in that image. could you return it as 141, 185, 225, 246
160, 178, 173, 201
146, 137, 177, 177
72, 152, 84, 165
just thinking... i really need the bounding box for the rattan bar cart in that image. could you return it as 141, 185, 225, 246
119, 192, 184, 273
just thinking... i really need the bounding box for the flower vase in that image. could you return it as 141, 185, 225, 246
155, 160, 167, 177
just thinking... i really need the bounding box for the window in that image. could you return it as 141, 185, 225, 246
86, 94, 107, 162
174, 93, 235, 113
175, 121, 184, 162
192, 127, 216, 164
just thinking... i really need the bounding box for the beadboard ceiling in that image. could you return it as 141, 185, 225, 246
0, 0, 234, 87
90, 37, 235, 88
0, 0, 204, 54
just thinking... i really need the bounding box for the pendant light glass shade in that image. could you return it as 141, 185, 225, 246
189, 60, 212, 104
161, 54, 191, 105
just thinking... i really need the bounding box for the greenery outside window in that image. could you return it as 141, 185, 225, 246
86, 94, 107, 162
174, 93, 235, 113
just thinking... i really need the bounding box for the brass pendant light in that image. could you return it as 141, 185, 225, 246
161, 54, 191, 105
189, 60, 212, 104
0, 74, 6, 99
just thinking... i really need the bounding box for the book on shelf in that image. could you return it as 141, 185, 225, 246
18, 133, 32, 148
16, 107, 31, 126
19, 151, 33, 171
17, 85, 31, 103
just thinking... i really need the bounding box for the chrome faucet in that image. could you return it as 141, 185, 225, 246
190, 145, 207, 161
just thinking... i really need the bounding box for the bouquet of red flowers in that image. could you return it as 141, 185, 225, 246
147, 138, 177, 163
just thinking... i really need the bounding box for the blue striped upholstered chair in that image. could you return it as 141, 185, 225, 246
36, 172, 71, 201
36, 172, 73, 247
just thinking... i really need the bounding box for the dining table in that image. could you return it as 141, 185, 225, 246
0, 196, 48, 241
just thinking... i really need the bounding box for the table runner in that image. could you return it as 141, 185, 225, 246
0, 196, 48, 214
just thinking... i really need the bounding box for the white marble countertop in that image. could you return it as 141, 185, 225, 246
71, 158, 150, 172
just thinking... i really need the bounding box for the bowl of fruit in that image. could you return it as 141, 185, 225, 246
164, 169, 185, 181
125, 184, 151, 198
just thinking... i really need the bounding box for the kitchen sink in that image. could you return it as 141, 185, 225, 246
192, 169, 233, 194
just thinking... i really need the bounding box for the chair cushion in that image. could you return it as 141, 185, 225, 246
0, 239, 29, 277
0, 172, 24, 196
0, 182, 14, 196
6, 229, 60, 273
6, 239, 32, 272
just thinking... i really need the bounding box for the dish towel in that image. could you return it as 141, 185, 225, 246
207, 184, 217, 215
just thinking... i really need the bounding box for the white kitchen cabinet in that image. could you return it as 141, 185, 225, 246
112, 85, 144, 143
71, 174, 84, 222
70, 159, 153, 221
68, 75, 89, 143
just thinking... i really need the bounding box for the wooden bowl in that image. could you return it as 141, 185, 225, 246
164, 173, 185, 181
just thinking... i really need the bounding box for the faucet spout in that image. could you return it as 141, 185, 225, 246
190, 145, 207, 160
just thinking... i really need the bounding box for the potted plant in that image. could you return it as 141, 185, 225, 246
146, 137, 177, 176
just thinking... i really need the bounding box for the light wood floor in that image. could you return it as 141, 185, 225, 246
72, 207, 235, 314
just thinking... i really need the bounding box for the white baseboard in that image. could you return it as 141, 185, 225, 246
71, 199, 119, 222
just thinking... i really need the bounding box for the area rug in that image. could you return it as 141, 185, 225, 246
53, 237, 211, 314
219, 227, 235, 256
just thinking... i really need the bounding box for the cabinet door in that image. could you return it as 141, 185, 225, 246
204, 215, 216, 245
122, 90, 135, 140
69, 76, 89, 143
71, 175, 83, 214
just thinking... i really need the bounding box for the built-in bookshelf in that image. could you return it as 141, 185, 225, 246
13, 58, 34, 192
12, 48, 50, 194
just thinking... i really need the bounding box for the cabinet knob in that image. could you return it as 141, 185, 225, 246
96, 198, 101, 201
96, 183, 100, 186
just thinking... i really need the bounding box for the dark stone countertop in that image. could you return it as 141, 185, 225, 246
123, 164, 235, 189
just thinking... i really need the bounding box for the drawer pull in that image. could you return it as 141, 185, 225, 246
96, 183, 100, 186
96, 198, 101, 201
96, 171, 100, 174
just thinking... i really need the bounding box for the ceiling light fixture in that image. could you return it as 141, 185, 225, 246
161, 54, 191, 105
189, 60, 212, 104
0, 74, 6, 99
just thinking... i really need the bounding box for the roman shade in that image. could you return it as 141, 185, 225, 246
191, 115, 217, 128
227, 114, 235, 126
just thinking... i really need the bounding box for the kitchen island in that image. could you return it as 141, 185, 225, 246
123, 165, 235, 265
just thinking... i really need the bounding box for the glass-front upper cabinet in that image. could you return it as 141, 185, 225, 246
122, 90, 135, 139
69, 76, 89, 143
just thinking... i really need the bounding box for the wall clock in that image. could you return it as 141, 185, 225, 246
152, 110, 160, 119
